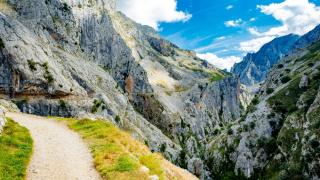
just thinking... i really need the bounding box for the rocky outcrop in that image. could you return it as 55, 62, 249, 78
231, 34, 299, 86
0, 0, 243, 179
0, 106, 6, 134
206, 28, 320, 179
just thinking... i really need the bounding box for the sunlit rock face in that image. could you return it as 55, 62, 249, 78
231, 34, 299, 86
0, 0, 245, 179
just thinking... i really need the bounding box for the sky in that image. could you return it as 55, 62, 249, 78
117, 0, 320, 71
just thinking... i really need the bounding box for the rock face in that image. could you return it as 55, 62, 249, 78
232, 24, 320, 87
206, 25, 320, 179
231, 34, 299, 86
0, 106, 6, 134
0, 0, 242, 179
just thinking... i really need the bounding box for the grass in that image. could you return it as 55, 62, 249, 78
0, 118, 33, 180
268, 77, 303, 115
51, 117, 169, 180
209, 72, 224, 82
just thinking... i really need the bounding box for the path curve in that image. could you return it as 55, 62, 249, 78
7, 112, 101, 180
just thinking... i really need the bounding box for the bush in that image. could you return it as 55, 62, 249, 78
160, 143, 167, 152
115, 115, 121, 123
266, 88, 274, 94
251, 96, 259, 105
227, 128, 233, 135
250, 121, 256, 129
59, 100, 67, 109
281, 76, 291, 84
27, 59, 37, 71
0, 37, 4, 50
62, 3, 70, 12
277, 64, 284, 68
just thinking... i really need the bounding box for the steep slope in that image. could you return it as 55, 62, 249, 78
0, 0, 180, 163
206, 30, 320, 179
231, 34, 299, 86
0, 0, 242, 178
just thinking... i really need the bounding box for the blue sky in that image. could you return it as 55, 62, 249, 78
118, 0, 320, 70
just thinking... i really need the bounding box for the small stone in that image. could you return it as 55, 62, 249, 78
139, 166, 149, 173
149, 175, 159, 180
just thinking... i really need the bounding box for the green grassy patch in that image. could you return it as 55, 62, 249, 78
208, 72, 224, 82
51, 117, 170, 180
268, 77, 303, 115
0, 118, 33, 180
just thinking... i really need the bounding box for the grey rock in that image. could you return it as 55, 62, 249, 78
0, 106, 6, 134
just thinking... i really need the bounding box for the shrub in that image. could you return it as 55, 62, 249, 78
266, 88, 274, 95
227, 128, 233, 135
251, 96, 259, 105
250, 121, 256, 129
277, 64, 284, 68
62, 3, 70, 12
91, 99, 103, 113
281, 76, 291, 84
115, 115, 121, 123
27, 59, 37, 71
160, 143, 167, 152
0, 37, 4, 50
59, 100, 67, 109
44, 73, 54, 84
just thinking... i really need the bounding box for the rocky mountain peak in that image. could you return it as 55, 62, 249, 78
231, 34, 300, 86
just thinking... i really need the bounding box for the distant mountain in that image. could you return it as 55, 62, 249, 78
231, 34, 299, 86
292, 24, 320, 50
232, 24, 320, 86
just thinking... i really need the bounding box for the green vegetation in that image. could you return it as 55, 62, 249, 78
280, 76, 291, 84
62, 2, 70, 12
91, 99, 106, 113
209, 72, 224, 82
266, 88, 274, 95
0, 37, 4, 50
27, 59, 37, 71
51, 117, 170, 180
268, 77, 303, 115
0, 118, 33, 180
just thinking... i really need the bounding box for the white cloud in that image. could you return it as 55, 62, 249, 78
249, 18, 256, 22
197, 53, 241, 71
216, 36, 226, 40
240, 36, 275, 52
239, 0, 320, 53
258, 0, 320, 36
117, 0, 191, 30
226, 5, 234, 10
248, 27, 261, 36
224, 19, 243, 27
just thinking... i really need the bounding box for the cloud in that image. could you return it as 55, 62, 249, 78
224, 19, 243, 27
248, 27, 261, 36
249, 18, 256, 22
226, 5, 234, 10
216, 36, 226, 40
239, 36, 275, 52
239, 0, 320, 53
117, 0, 191, 30
258, 0, 320, 36
197, 53, 241, 71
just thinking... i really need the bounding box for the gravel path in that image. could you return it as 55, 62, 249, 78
7, 112, 101, 180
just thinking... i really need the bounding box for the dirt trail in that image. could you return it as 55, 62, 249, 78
7, 112, 101, 180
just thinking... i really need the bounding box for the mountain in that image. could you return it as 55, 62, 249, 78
231, 34, 299, 86
0, 0, 243, 179
232, 24, 320, 87
206, 29, 320, 179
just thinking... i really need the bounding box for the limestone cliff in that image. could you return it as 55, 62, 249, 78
207, 26, 320, 179
0, 0, 242, 179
